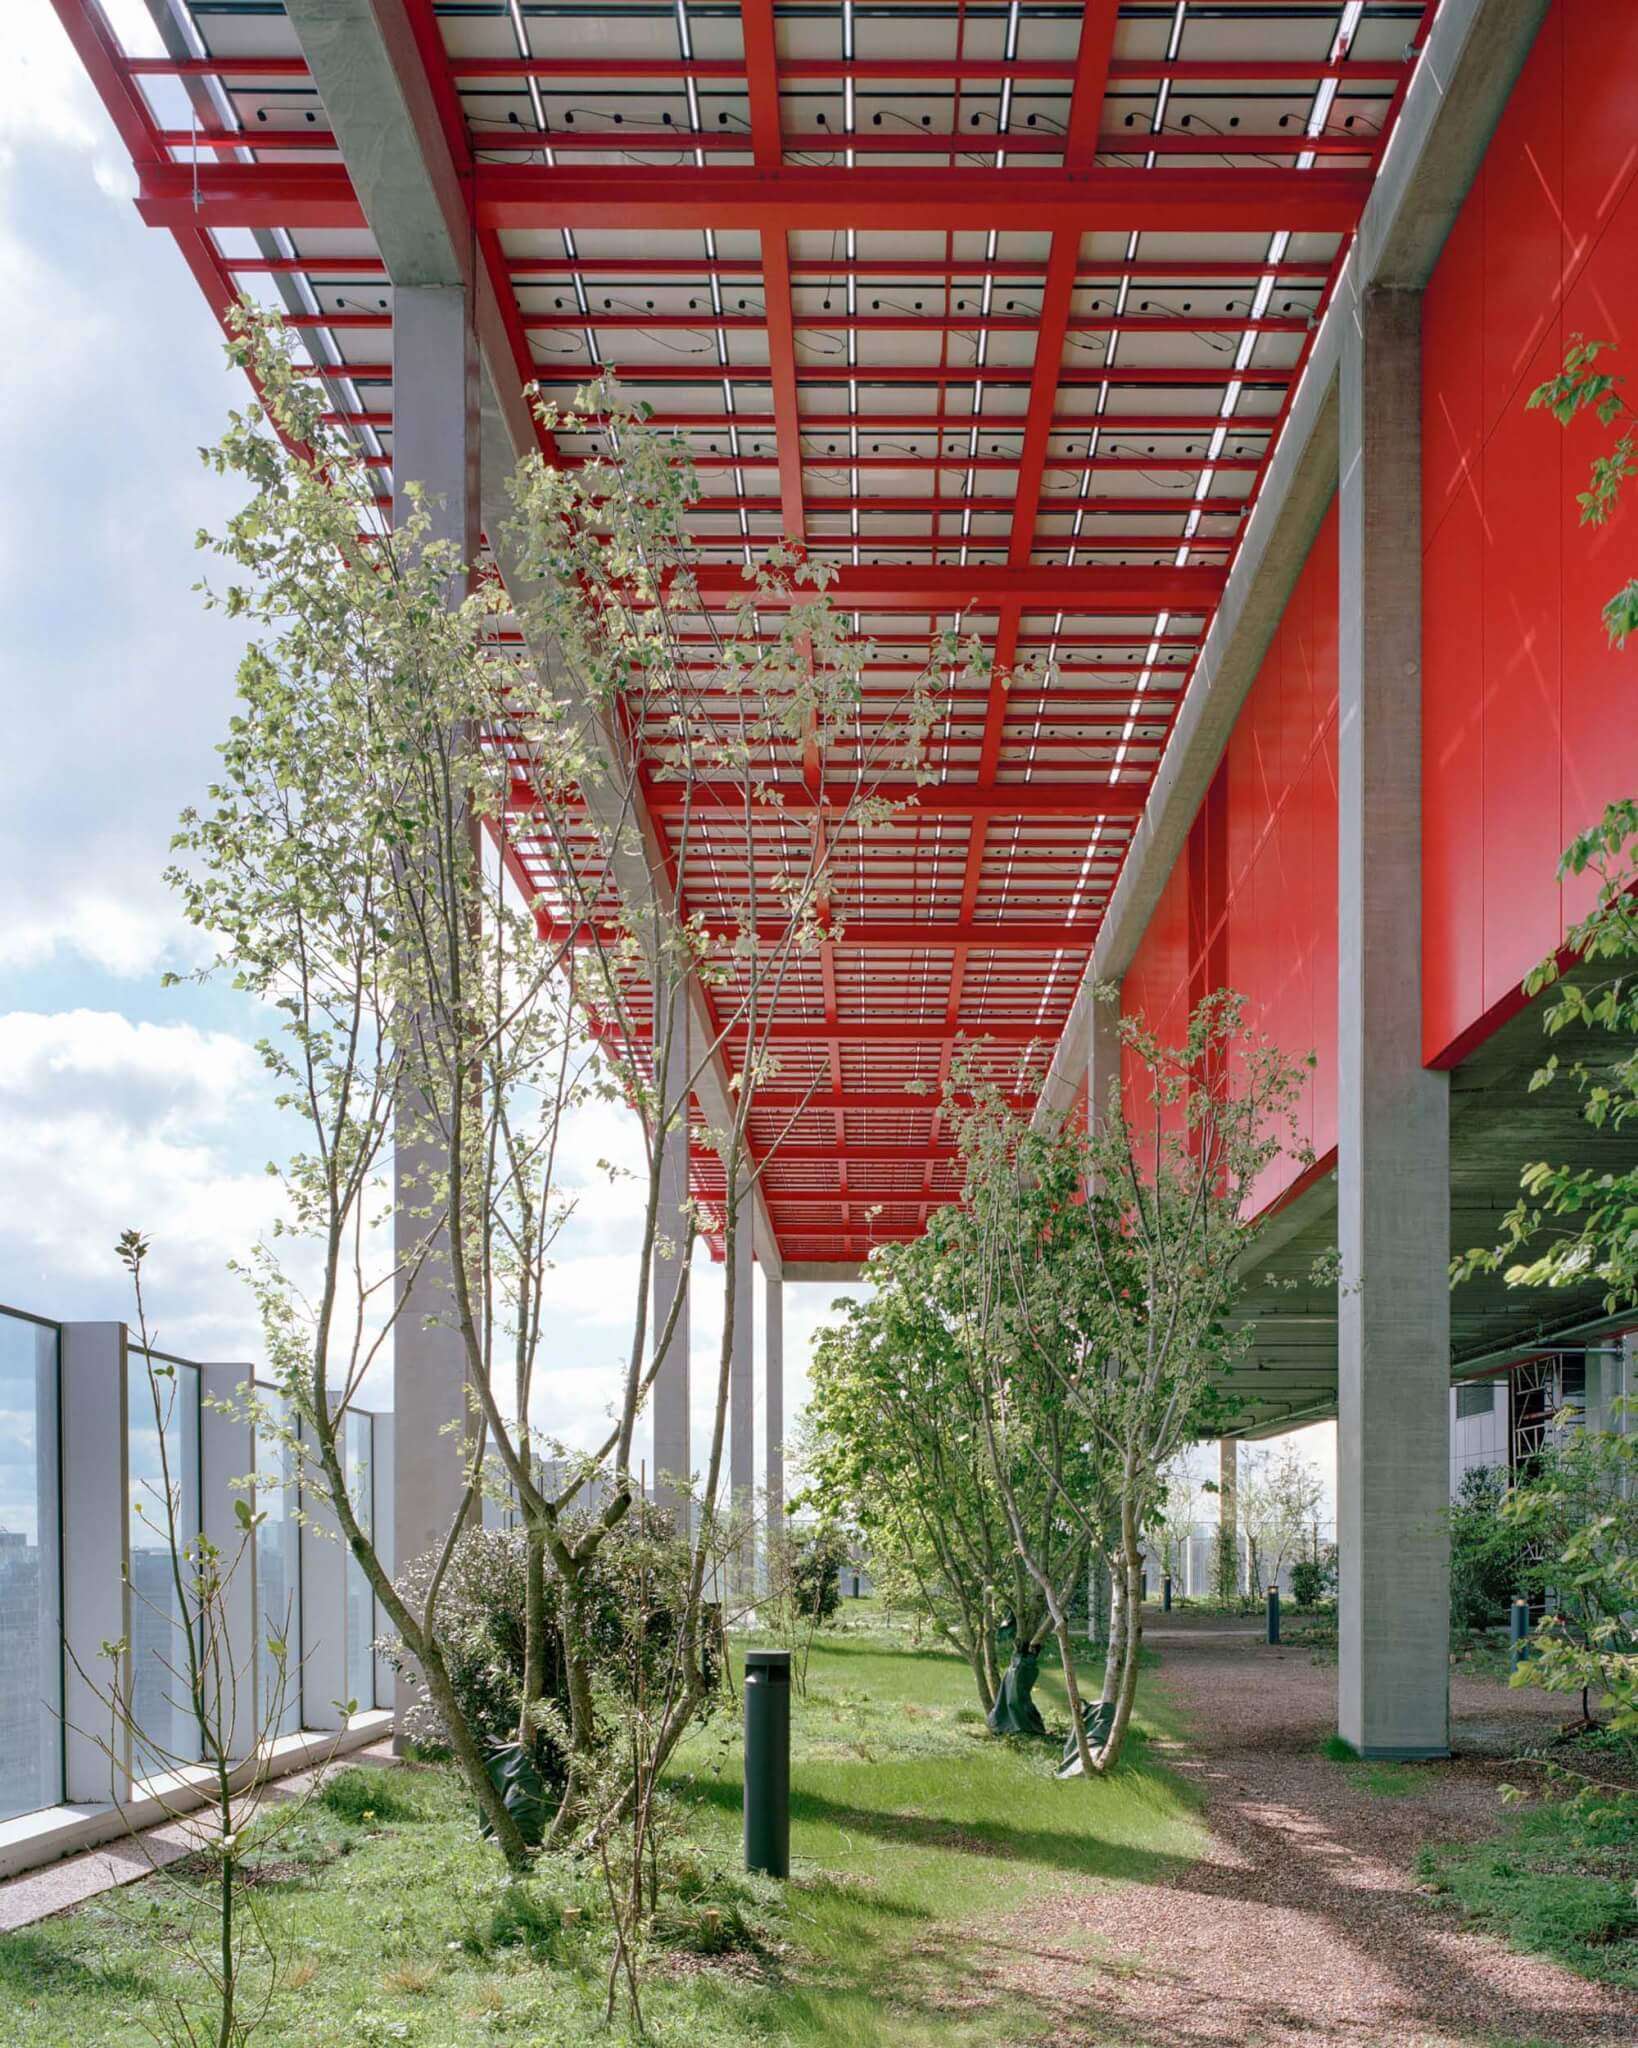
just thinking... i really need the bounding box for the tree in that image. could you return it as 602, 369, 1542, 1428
804, 1229, 1035, 1714
940, 1075, 1114, 1767
171, 302, 963, 1858
1237, 1445, 1326, 1596
1053, 989, 1310, 1772
1448, 1465, 1527, 1632
1500, 1428, 1638, 1732
1146, 1460, 1200, 1592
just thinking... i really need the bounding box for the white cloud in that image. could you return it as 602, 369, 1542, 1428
0, 1010, 276, 1351
0, 897, 207, 981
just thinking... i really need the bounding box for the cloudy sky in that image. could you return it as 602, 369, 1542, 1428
0, 0, 1330, 1519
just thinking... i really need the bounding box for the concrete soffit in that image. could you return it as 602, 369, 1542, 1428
1038, 0, 1549, 1117
284, 0, 783, 1278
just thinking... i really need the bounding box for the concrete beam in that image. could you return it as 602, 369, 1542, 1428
1336, 284, 1450, 1761
1040, 0, 1548, 1110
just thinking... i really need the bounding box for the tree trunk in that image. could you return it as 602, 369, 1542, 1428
1094, 1479, 1146, 1774
547, 1552, 603, 1845
1054, 1610, 1097, 1776
518, 1522, 548, 1751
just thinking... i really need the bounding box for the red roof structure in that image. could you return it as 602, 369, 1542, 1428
54, 0, 1431, 1274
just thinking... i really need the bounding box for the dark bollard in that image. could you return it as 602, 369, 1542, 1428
744, 1648, 791, 1878
1509, 1597, 1531, 1673
1162, 1573, 1173, 1613
1266, 1586, 1280, 1645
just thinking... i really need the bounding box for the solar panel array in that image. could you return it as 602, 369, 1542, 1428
61, 0, 1430, 1264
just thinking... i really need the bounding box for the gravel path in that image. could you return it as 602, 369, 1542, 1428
969, 1613, 1634, 2047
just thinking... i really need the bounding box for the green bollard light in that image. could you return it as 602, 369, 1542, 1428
1162, 1573, 1173, 1613
744, 1647, 791, 1878
1509, 1597, 1530, 1673
1266, 1586, 1280, 1645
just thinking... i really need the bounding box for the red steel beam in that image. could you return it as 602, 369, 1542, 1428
753, 1090, 1032, 1110
305, 360, 1291, 392
740, 1020, 1053, 1046
681, 562, 1222, 609
923, 2, 1124, 1214
136, 161, 1373, 234
594, 782, 1149, 818
740, 0, 804, 541
130, 56, 1407, 83
250, 254, 1330, 284
155, 127, 1379, 161
582, 412, 1275, 434
685, 494, 1245, 517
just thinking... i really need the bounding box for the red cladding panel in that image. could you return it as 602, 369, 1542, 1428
1479, 12, 1562, 445
1561, 3, 1638, 295
1422, 0, 1638, 1062
1421, 492, 1486, 1050
1480, 324, 1565, 1016
1421, 160, 1485, 550
1121, 499, 1341, 1212
1560, 182, 1638, 925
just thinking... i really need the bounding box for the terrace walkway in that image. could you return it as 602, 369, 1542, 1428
967, 1611, 1633, 2047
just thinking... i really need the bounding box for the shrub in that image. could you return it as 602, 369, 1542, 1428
787, 1521, 851, 1626
1289, 1549, 1336, 1610
379, 1509, 708, 1793
1449, 1466, 1528, 1632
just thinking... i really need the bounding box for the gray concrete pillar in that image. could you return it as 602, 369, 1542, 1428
1337, 282, 1451, 1759
199, 1365, 257, 1761
60, 1323, 131, 1804
730, 1175, 755, 1585
652, 980, 692, 1517
391, 284, 481, 1739
764, 1271, 784, 1537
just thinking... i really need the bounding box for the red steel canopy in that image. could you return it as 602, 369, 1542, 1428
55, 0, 1429, 1271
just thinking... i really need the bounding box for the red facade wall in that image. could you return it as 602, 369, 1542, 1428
1422, 0, 1638, 1063
1114, 2, 1638, 1193
1121, 503, 1341, 1209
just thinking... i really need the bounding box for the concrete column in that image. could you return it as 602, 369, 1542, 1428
763, 1271, 784, 1537
391, 284, 481, 1738
652, 980, 692, 1517
1337, 282, 1451, 1760
60, 1323, 131, 1805
199, 1365, 257, 1761
1218, 1438, 1238, 1599
299, 1416, 350, 1732
730, 1175, 755, 1586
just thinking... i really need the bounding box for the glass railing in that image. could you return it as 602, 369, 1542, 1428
0, 1306, 63, 1823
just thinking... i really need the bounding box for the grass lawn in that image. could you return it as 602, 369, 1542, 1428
0, 1611, 1204, 2046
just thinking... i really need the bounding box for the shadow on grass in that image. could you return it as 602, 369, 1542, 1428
0, 1928, 156, 2002
681, 1772, 1198, 1886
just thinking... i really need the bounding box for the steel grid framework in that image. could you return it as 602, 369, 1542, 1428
55, 0, 1431, 1265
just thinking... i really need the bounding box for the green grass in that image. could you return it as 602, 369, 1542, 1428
0, 1612, 1204, 2046
1319, 1734, 1421, 1798
1417, 1787, 1638, 1991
